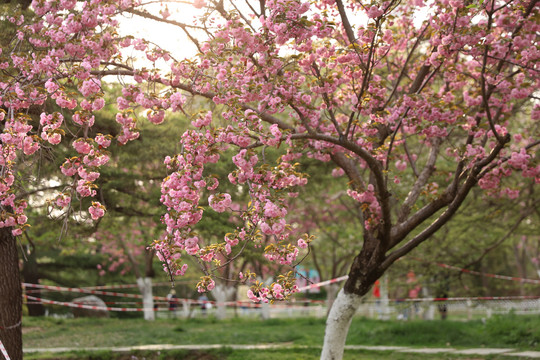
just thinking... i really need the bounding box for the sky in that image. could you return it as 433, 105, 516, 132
116, 1, 205, 62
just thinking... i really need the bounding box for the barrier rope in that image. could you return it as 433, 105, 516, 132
409, 258, 540, 285
79, 281, 195, 290
23, 283, 169, 301
297, 275, 349, 292
25, 295, 163, 312
0, 340, 10, 360
0, 320, 21, 331
433, 261, 540, 284
22, 262, 540, 313
24, 293, 540, 312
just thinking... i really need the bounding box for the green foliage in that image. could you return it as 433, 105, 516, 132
385, 187, 540, 299
486, 314, 540, 348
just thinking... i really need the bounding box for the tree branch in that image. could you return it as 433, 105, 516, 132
397, 138, 441, 222
334, 0, 356, 45
383, 135, 510, 267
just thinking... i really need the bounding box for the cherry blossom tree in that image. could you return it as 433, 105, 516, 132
146, 1, 539, 357
95, 220, 160, 321
0, 0, 538, 359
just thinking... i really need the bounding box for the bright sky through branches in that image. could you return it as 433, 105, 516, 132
114, 0, 430, 69
116, 1, 203, 63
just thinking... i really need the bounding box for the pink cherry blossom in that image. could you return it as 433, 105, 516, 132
89, 202, 105, 220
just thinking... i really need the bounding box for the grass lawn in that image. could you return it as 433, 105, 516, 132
24, 348, 540, 360
23, 314, 540, 359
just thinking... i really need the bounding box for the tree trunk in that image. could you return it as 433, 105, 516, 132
513, 244, 527, 296
181, 299, 192, 318
211, 283, 236, 320
320, 289, 362, 360
260, 301, 270, 320
0, 228, 23, 360
326, 283, 340, 316
136, 277, 155, 321
321, 235, 382, 360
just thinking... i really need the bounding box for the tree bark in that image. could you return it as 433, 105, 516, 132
0, 228, 23, 360
136, 277, 155, 321
320, 289, 362, 360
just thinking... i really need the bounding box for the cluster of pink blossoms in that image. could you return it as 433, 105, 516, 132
0, 0, 140, 234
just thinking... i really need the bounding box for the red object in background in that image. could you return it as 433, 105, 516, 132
373, 280, 380, 298
406, 270, 416, 283
409, 285, 421, 299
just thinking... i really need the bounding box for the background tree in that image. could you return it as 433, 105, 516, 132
95, 220, 160, 320
391, 183, 540, 301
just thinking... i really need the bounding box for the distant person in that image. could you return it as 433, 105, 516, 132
435, 274, 450, 320
373, 280, 382, 318
199, 294, 208, 316
373, 280, 381, 299
437, 291, 448, 320
406, 270, 421, 319
408, 285, 421, 319
167, 289, 178, 317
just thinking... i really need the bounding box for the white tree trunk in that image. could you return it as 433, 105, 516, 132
380, 274, 390, 320
211, 283, 236, 320
421, 286, 435, 320
326, 283, 340, 316
182, 299, 192, 318
320, 289, 362, 360
137, 277, 155, 321
260, 301, 270, 320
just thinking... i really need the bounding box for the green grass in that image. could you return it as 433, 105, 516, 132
349, 314, 540, 349
23, 348, 536, 360
23, 314, 540, 359
24, 317, 319, 348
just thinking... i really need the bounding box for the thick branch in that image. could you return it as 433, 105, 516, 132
311, 135, 392, 246
383, 135, 510, 267
408, 64, 431, 94
334, 0, 356, 45
381, 24, 430, 110
397, 138, 441, 222
330, 153, 366, 190
478, 139, 540, 178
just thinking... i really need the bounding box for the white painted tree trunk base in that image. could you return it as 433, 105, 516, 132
320, 289, 362, 360
211, 284, 236, 320
137, 277, 155, 321
182, 299, 192, 318
326, 283, 340, 316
